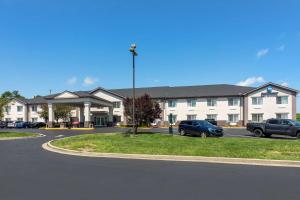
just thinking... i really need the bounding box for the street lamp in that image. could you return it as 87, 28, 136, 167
129, 44, 138, 134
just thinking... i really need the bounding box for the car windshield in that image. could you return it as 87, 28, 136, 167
291, 120, 300, 126
197, 120, 215, 127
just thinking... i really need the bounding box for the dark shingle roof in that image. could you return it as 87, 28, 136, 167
109, 84, 255, 99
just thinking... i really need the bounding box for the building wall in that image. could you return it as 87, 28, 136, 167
27, 104, 46, 122
2, 100, 27, 121
247, 86, 295, 121
163, 97, 243, 124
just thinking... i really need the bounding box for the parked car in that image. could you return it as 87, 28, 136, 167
247, 119, 300, 138
178, 120, 223, 138
15, 121, 31, 128
0, 121, 7, 128
6, 121, 17, 128
205, 118, 217, 126
30, 122, 46, 128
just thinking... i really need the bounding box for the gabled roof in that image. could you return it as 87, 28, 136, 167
109, 84, 255, 99
243, 82, 299, 95
89, 87, 125, 98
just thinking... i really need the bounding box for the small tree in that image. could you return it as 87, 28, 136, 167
123, 94, 162, 134
0, 90, 25, 120
38, 104, 72, 123
39, 104, 49, 122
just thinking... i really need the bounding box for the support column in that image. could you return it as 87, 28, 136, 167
108, 106, 113, 123
78, 106, 84, 123
84, 102, 91, 128
48, 103, 54, 128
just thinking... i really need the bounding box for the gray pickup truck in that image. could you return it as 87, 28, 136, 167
246, 119, 300, 138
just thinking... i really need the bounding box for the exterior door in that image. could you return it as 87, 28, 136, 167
94, 116, 108, 127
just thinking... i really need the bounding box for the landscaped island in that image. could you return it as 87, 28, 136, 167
51, 133, 300, 161
0, 132, 40, 139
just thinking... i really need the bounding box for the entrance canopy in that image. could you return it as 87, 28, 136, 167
44, 91, 114, 128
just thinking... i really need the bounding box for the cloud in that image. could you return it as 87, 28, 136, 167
83, 77, 98, 86
256, 48, 269, 58
67, 76, 77, 85
281, 82, 289, 87
276, 45, 285, 51
237, 77, 265, 86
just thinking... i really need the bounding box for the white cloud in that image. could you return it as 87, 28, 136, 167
237, 77, 265, 86
67, 76, 77, 85
281, 82, 289, 87
256, 48, 269, 58
83, 77, 98, 86
276, 45, 285, 51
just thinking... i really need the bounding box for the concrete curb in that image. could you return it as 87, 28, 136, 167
0, 133, 46, 141
42, 139, 300, 168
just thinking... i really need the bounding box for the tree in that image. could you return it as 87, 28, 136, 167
123, 94, 162, 134
39, 104, 49, 122
54, 104, 73, 123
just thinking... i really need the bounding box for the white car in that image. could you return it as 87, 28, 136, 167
6, 121, 17, 128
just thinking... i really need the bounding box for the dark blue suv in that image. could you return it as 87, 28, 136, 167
178, 120, 223, 138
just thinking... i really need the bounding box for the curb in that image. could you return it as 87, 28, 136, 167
42, 139, 300, 168
0, 133, 46, 141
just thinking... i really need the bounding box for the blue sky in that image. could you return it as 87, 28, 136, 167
0, 0, 299, 110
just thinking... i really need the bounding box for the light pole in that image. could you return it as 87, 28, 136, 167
129, 44, 138, 134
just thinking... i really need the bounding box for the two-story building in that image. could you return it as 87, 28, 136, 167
1, 82, 298, 127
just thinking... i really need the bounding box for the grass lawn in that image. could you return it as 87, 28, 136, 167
52, 133, 300, 161
0, 132, 40, 138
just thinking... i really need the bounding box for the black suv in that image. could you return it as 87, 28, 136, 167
178, 120, 223, 138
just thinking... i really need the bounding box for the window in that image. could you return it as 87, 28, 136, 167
17, 106, 23, 112
207, 114, 217, 120
252, 97, 263, 105
168, 114, 177, 124
32, 118, 38, 123
5, 118, 11, 121
207, 98, 217, 107
168, 100, 177, 108
32, 105, 38, 112
228, 98, 239, 106
113, 102, 121, 108
228, 114, 239, 123
252, 114, 264, 122
268, 119, 280, 124
276, 96, 288, 104
113, 115, 121, 123
276, 113, 289, 119
17, 118, 23, 121
187, 114, 197, 120
281, 119, 292, 126
187, 99, 196, 107
5, 106, 11, 113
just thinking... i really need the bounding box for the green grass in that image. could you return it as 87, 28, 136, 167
297, 113, 300, 121
52, 133, 300, 161
0, 132, 40, 138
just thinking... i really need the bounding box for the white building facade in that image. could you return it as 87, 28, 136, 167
1, 83, 298, 127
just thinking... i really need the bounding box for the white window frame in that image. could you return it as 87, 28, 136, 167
228, 97, 239, 106
187, 114, 197, 120
32, 105, 38, 112
252, 97, 263, 105
17, 118, 23, 121
113, 102, 121, 108
168, 114, 177, 125
276, 113, 289, 119
17, 106, 23, 112
276, 96, 288, 105
168, 100, 177, 108
228, 114, 239, 123
187, 99, 196, 107
207, 98, 217, 107
207, 114, 217, 120
252, 113, 264, 122
5, 106, 11, 113
32, 118, 38, 123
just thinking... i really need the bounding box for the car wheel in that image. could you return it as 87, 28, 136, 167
296, 132, 300, 139
200, 132, 207, 138
180, 129, 186, 136
254, 129, 263, 137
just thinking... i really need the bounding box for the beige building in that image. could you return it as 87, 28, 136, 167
1, 82, 298, 127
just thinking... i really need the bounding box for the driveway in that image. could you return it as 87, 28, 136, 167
1, 128, 300, 200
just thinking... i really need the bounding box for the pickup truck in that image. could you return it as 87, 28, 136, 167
247, 119, 300, 138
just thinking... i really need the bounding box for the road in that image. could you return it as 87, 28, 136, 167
1, 128, 300, 200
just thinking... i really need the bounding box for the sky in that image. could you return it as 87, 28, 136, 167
0, 0, 299, 110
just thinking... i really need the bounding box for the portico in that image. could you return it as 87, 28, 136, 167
44, 91, 113, 128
